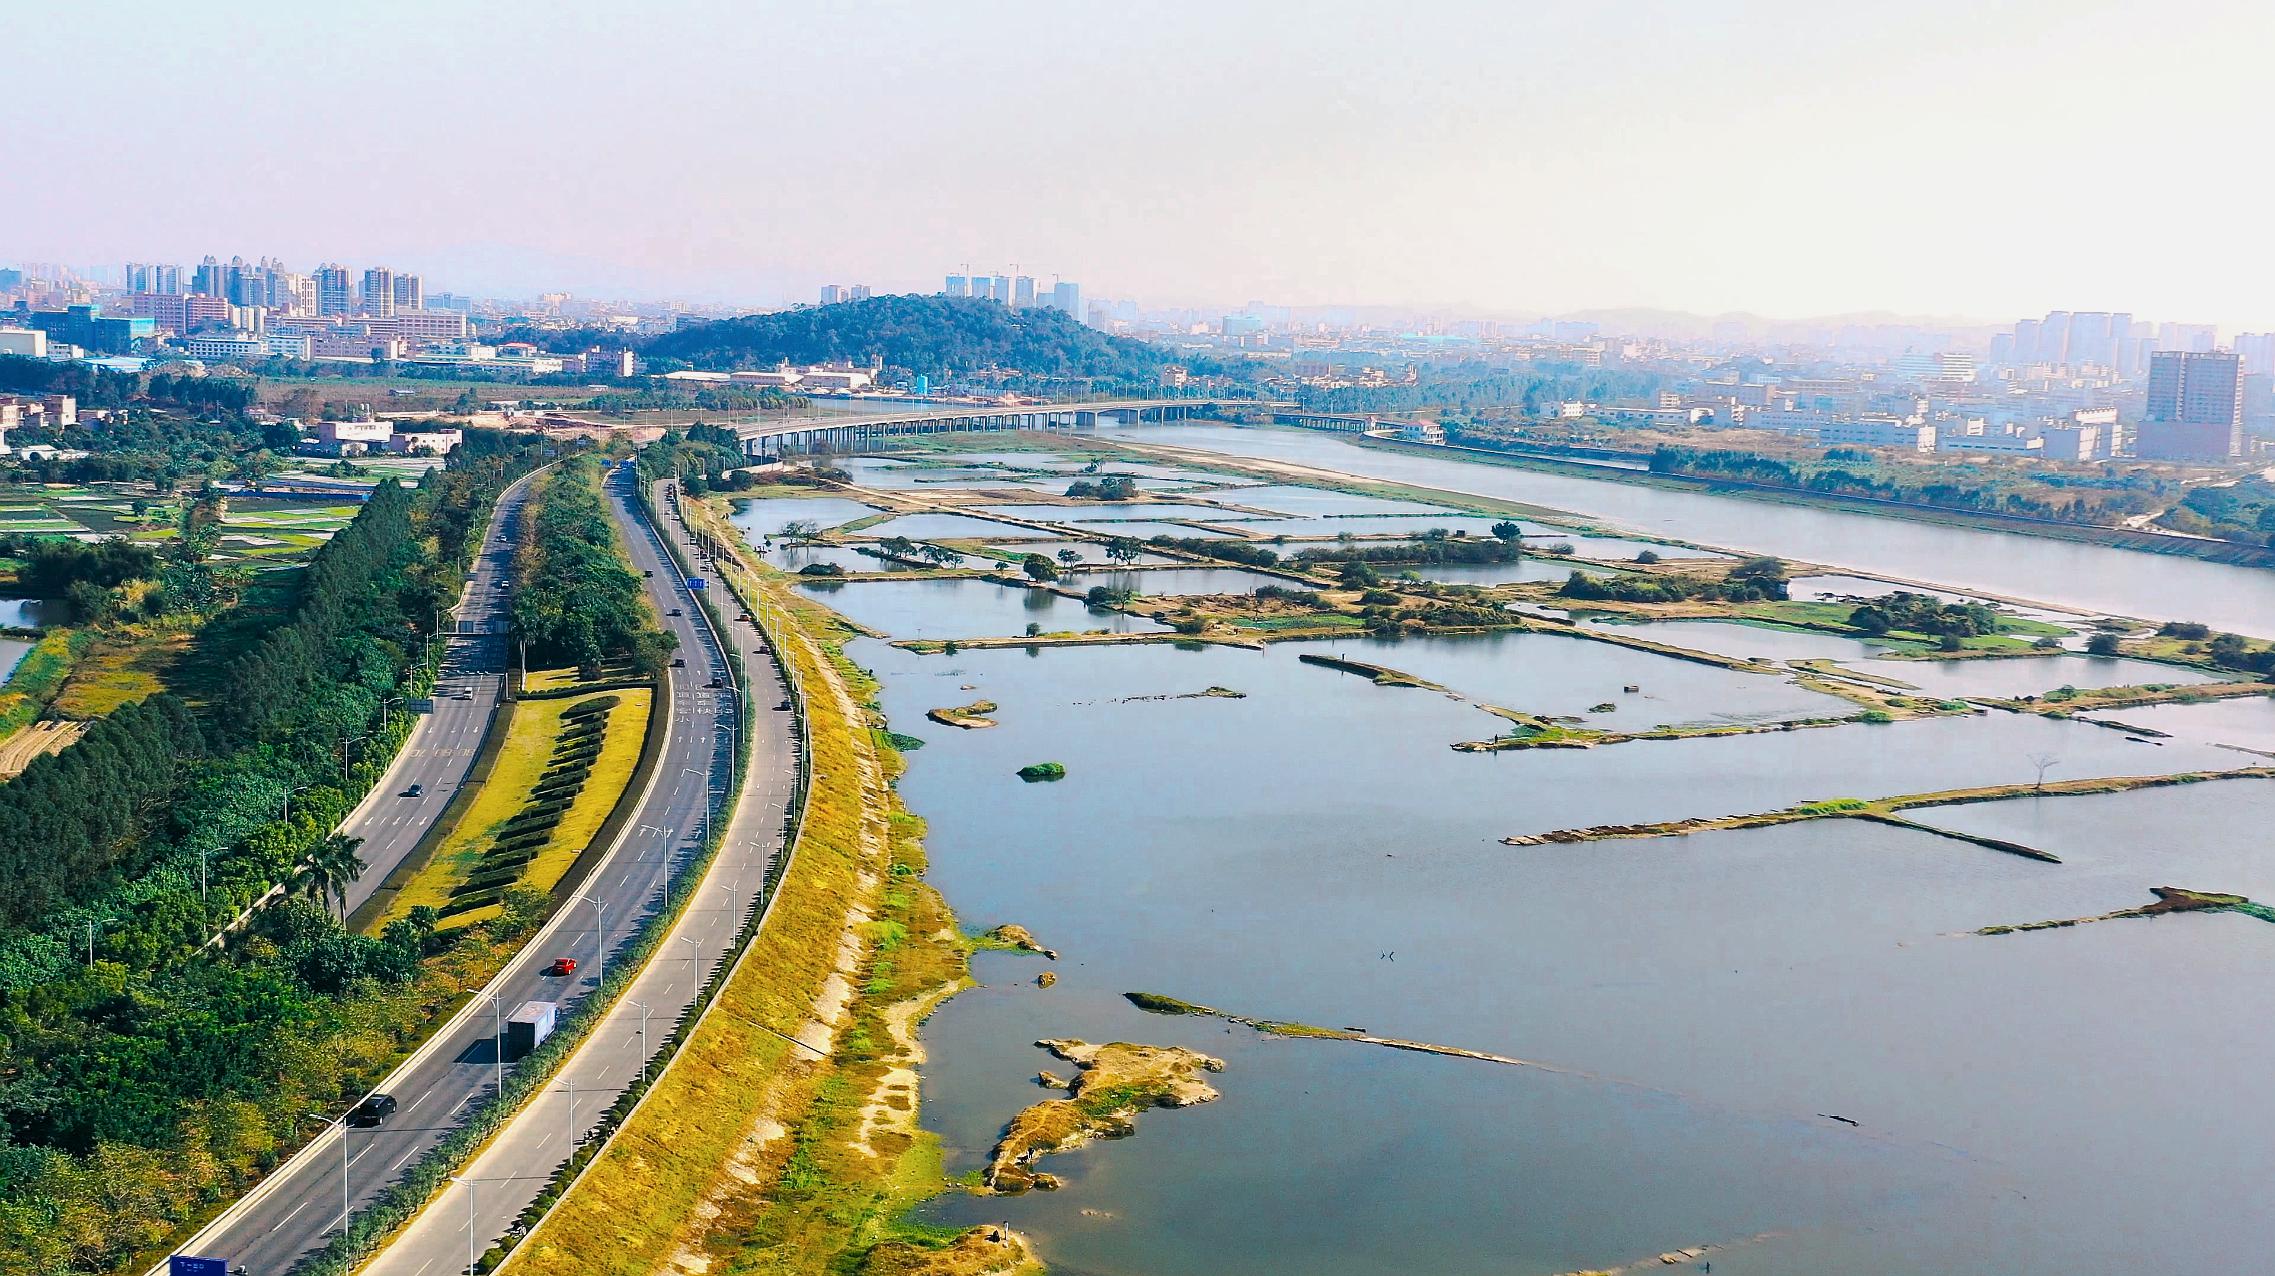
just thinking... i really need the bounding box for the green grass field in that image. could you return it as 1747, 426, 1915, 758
372, 679, 651, 933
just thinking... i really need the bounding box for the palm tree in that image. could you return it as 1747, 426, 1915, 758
298, 834, 369, 921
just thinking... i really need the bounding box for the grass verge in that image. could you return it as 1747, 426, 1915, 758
509, 509, 981, 1276
372, 679, 650, 933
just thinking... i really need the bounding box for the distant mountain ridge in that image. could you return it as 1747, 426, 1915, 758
640, 294, 1196, 383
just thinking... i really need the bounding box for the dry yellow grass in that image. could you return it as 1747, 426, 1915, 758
372, 681, 650, 932
51, 625, 188, 717
510, 499, 973, 1276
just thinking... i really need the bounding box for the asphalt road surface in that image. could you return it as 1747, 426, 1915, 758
364, 474, 797, 1272
165, 465, 786, 1276
340, 466, 533, 924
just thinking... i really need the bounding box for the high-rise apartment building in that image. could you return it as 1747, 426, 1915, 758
2038, 311, 2072, 365
944, 274, 970, 297
270, 271, 316, 316
2162, 322, 2218, 353
1048, 281, 1083, 322
2138, 350, 2242, 461
360, 268, 396, 317
1013, 275, 1035, 308
819, 284, 845, 305
990, 275, 1011, 304
125, 262, 183, 294
849, 284, 871, 302
2012, 317, 2041, 364
2232, 332, 2275, 373
392, 273, 423, 312
315, 264, 351, 316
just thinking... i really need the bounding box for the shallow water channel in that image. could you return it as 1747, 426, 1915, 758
760, 444, 2275, 1274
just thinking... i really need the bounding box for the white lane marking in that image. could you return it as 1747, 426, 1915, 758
273, 1196, 310, 1231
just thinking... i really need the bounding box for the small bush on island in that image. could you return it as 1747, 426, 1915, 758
1016, 761, 1067, 782
2085, 632, 2123, 656
1559, 555, 1788, 604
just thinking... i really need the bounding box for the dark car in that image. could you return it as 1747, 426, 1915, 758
775, 700, 792, 711
347, 1093, 397, 1127
403, 783, 424, 798
672, 657, 686, 668
668, 608, 682, 617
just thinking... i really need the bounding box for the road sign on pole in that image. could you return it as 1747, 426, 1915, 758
170, 1258, 230, 1276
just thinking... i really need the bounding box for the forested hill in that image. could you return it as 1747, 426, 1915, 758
642, 294, 1202, 385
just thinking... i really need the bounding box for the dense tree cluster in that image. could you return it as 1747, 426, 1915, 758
0, 434, 550, 1270
1295, 536, 1523, 567
4, 537, 159, 600
2162, 477, 2275, 547
1065, 476, 1139, 500
1648, 446, 2171, 526
1146, 535, 1280, 567
635, 424, 757, 495
1559, 557, 1789, 603
643, 294, 1230, 389
512, 457, 675, 673
1846, 592, 2002, 638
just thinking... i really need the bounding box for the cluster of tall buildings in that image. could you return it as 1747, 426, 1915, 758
941, 270, 1082, 322
9, 254, 488, 363
817, 283, 872, 306
2139, 350, 2243, 462
1986, 310, 2272, 379
127, 256, 441, 321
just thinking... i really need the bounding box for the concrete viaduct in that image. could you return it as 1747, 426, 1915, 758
732, 398, 1268, 458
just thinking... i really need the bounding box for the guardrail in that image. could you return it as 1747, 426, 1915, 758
481, 477, 817, 1273
275, 465, 729, 1276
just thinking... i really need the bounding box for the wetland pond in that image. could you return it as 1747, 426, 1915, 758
851, 629, 2274, 1275
761, 442, 2275, 1274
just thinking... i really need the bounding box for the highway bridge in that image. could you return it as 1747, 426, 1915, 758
733, 397, 1273, 458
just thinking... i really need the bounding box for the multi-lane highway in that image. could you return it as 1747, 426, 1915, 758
165, 464, 787, 1276
364, 473, 798, 1272
342, 467, 531, 925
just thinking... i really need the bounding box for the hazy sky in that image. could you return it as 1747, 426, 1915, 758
8, 0, 2275, 325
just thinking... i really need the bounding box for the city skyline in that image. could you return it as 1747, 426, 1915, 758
9, 1, 2275, 325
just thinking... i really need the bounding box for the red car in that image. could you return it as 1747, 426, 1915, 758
546, 957, 578, 977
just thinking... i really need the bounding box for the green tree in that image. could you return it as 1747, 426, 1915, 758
1021, 553, 1058, 582
297, 834, 368, 920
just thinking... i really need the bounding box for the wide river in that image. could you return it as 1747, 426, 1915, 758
1128, 423, 2275, 634
737, 439, 2275, 1275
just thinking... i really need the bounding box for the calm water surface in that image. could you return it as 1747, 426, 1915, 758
727, 495, 879, 537
1140, 424, 2275, 631
851, 633, 2274, 1274
779, 446, 2275, 1274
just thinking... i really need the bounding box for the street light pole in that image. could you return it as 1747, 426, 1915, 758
627, 999, 651, 1084
580, 895, 607, 986
479, 990, 504, 1095
307, 1111, 348, 1241
448, 1174, 478, 1276
341, 733, 370, 785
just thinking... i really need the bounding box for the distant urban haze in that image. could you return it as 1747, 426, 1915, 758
6, 0, 2275, 323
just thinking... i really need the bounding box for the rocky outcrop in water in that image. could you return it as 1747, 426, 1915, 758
984, 1039, 1224, 1193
